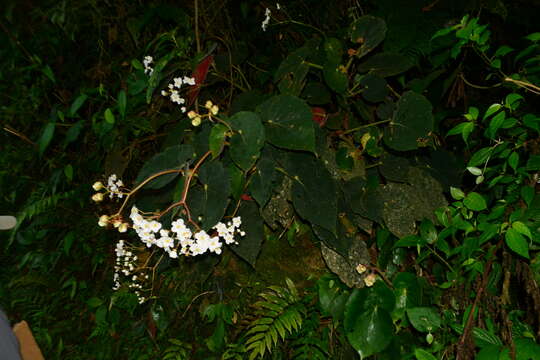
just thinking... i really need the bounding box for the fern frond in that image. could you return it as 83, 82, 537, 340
244, 278, 305, 360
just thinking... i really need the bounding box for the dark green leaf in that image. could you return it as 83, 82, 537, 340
118, 90, 127, 119
383, 91, 433, 151
288, 153, 338, 234
69, 94, 88, 117
415, 349, 437, 360
346, 306, 393, 358
231, 201, 263, 266
229, 111, 265, 170
359, 74, 388, 102
323, 59, 348, 94
135, 145, 194, 189
196, 161, 231, 230
350, 16, 387, 58
358, 52, 413, 77
249, 154, 276, 207
258, 95, 315, 152
209, 124, 228, 159
38, 122, 55, 157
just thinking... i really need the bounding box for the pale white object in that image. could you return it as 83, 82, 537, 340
0, 216, 16, 230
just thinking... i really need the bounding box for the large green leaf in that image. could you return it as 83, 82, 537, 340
249, 152, 276, 207
505, 228, 530, 259
358, 52, 413, 77
384, 91, 434, 151
287, 153, 337, 234
135, 145, 195, 189
464, 192, 487, 211
274, 45, 311, 95
359, 74, 388, 103
406, 307, 441, 333
258, 95, 315, 152
230, 201, 264, 266
345, 305, 393, 358
392, 272, 421, 321
323, 59, 348, 94
229, 111, 265, 170
193, 161, 231, 230
350, 16, 387, 58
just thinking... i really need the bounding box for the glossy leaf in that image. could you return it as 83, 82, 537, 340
406, 307, 441, 332
345, 306, 393, 358
463, 192, 487, 211
505, 228, 529, 259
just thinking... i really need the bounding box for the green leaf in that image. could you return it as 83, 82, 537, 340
392, 272, 421, 321
468, 147, 493, 167
359, 74, 388, 102
483, 103, 502, 120
118, 90, 127, 119
508, 152, 519, 171
349, 16, 387, 58
249, 154, 276, 207
384, 91, 434, 151
525, 32, 540, 42
196, 161, 231, 230
209, 124, 228, 159
87, 297, 103, 308
515, 338, 540, 360
69, 94, 88, 117
64, 164, 73, 182
486, 111, 505, 139
521, 186, 535, 207
146, 53, 174, 104
288, 153, 338, 234
323, 59, 348, 93
229, 111, 265, 170
463, 192, 487, 211
494, 45, 514, 57
258, 94, 315, 152
406, 307, 441, 332
357, 52, 414, 77
104, 108, 115, 125
415, 349, 437, 360
64, 120, 84, 148
505, 93, 524, 110
476, 346, 510, 360
505, 228, 529, 259
135, 145, 194, 190
345, 306, 393, 358
274, 45, 311, 96
230, 201, 264, 266
465, 106, 479, 121
526, 155, 540, 171
467, 167, 483, 176
38, 122, 55, 157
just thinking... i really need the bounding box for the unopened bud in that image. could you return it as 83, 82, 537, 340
187, 110, 197, 119
118, 223, 128, 233
356, 264, 367, 274
204, 100, 213, 109
93, 181, 104, 191
210, 105, 219, 115
98, 215, 109, 227
364, 273, 377, 287
192, 116, 202, 127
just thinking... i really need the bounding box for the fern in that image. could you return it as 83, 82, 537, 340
290, 312, 329, 360
162, 339, 192, 360
244, 278, 305, 360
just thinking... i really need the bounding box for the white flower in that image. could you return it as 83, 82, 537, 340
168, 249, 178, 258
232, 217, 241, 228
148, 221, 162, 233
173, 77, 183, 88
181, 107, 186, 113
262, 8, 271, 31
183, 76, 195, 85
161, 90, 168, 96
208, 237, 222, 254
170, 92, 185, 104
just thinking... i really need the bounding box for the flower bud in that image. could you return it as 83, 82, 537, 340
192, 116, 202, 127
204, 100, 213, 109
364, 273, 377, 287
118, 223, 128, 233
210, 105, 219, 115
92, 193, 104, 202
93, 181, 104, 191
356, 264, 367, 274
187, 110, 197, 119
98, 215, 109, 227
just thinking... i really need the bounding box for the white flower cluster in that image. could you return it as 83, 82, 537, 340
130, 206, 245, 258
113, 240, 149, 303
161, 76, 196, 113
143, 55, 154, 75
92, 174, 125, 202
261, 8, 271, 31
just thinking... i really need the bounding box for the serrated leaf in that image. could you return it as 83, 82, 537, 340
229, 111, 265, 170
384, 91, 433, 151
135, 145, 194, 189
349, 16, 387, 58
258, 95, 315, 152
464, 192, 487, 211
505, 228, 529, 259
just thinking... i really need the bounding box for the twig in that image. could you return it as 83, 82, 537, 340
181, 291, 215, 318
